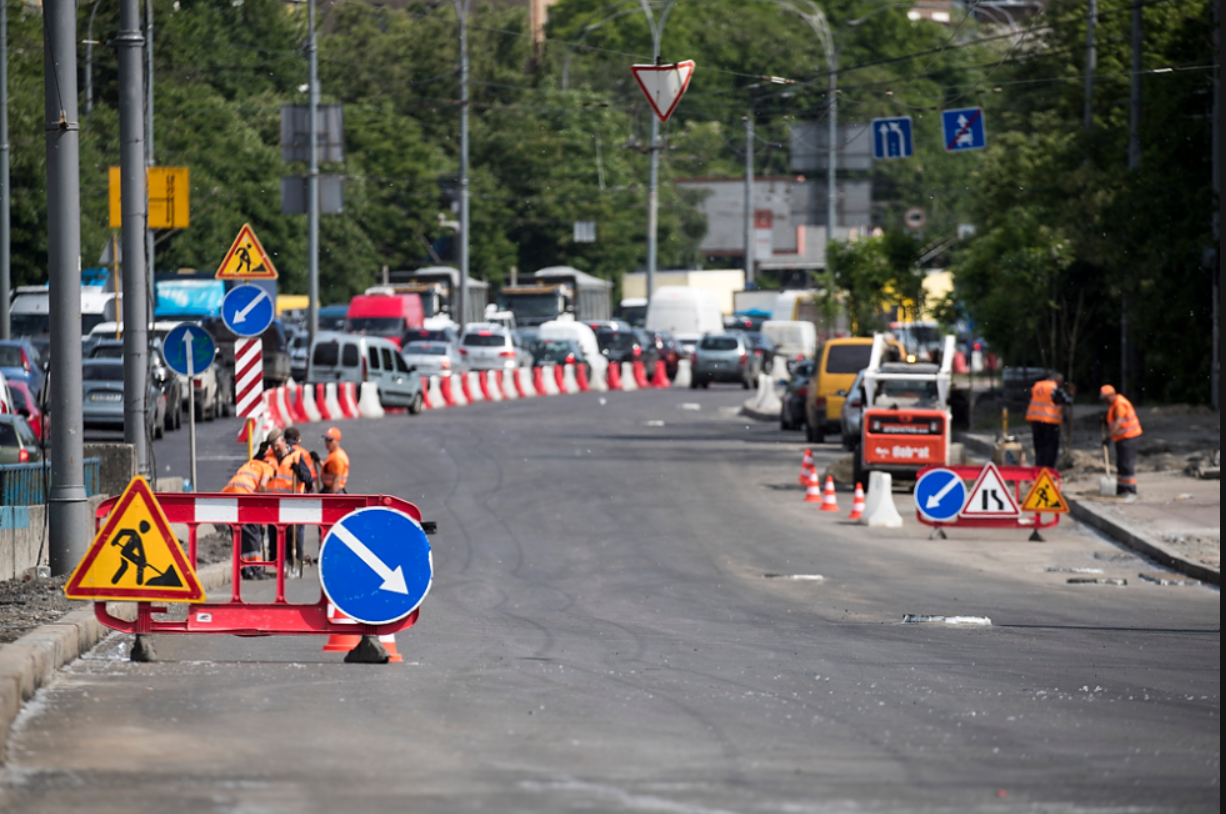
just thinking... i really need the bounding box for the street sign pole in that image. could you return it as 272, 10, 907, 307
307, 0, 320, 349
186, 332, 197, 490
0, 0, 9, 340
145, 0, 156, 303
743, 114, 753, 286
638, 0, 675, 306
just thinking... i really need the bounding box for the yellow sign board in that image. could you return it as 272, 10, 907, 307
216, 223, 278, 280
1020, 469, 1070, 514
64, 476, 205, 603
108, 166, 191, 229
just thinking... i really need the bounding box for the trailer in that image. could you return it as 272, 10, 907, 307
497, 266, 612, 327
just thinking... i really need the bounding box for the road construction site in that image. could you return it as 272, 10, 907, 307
0, 382, 1217, 813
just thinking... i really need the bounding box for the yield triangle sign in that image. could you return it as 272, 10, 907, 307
216, 223, 278, 280
64, 476, 205, 603
960, 463, 1020, 518
1021, 468, 1070, 513
630, 60, 696, 123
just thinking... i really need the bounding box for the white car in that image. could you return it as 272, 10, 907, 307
458, 324, 531, 371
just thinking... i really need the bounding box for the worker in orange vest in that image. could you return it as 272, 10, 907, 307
320, 427, 350, 494
1026, 372, 1070, 469
264, 427, 316, 576
222, 441, 275, 580
1100, 385, 1143, 496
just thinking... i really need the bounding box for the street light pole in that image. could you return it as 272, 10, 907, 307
637, 0, 674, 303
307, 0, 320, 346
457, 0, 469, 328
743, 114, 754, 285
145, 0, 155, 302
0, 0, 9, 340
826, 48, 838, 248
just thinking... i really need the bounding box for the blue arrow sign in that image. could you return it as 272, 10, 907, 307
319, 507, 433, 625
162, 323, 216, 378
942, 107, 986, 152
914, 468, 967, 522
871, 116, 913, 159
222, 284, 275, 338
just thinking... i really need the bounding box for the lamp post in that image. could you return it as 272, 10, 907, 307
453, 0, 471, 328
635, 0, 675, 304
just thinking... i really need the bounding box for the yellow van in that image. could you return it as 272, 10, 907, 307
804, 337, 901, 443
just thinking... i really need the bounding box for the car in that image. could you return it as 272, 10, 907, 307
594, 325, 658, 372
780, 359, 816, 431
82, 359, 167, 438
458, 324, 531, 371
401, 326, 459, 347
401, 340, 466, 378
147, 321, 222, 421
88, 338, 184, 432
643, 329, 680, 379
0, 414, 42, 463
690, 333, 761, 389
742, 332, 777, 375
838, 370, 866, 448
289, 332, 309, 381
0, 339, 47, 398
529, 338, 591, 380
308, 333, 424, 412
806, 337, 903, 444
8, 380, 46, 441
318, 303, 349, 332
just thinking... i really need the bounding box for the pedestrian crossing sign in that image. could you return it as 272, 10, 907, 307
1020, 469, 1070, 514
216, 223, 278, 280
64, 476, 205, 603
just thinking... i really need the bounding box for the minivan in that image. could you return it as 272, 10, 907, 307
308, 333, 423, 412
804, 336, 903, 443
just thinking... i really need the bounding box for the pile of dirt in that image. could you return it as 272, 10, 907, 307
0, 574, 87, 645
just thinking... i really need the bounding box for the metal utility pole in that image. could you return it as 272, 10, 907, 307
307, 0, 320, 346
145, 0, 155, 297
743, 115, 754, 286
638, 0, 673, 305
118, 0, 148, 476
43, 0, 88, 574
1084, 0, 1096, 135
1123, 0, 1142, 396
826, 50, 838, 248
0, 0, 9, 340
1213, 0, 1220, 411
455, 0, 469, 329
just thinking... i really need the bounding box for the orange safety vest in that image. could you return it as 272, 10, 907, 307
269, 447, 311, 494
321, 447, 350, 493
1026, 380, 1063, 425
222, 459, 275, 494
1107, 394, 1143, 443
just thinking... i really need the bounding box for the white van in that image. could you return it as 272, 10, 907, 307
761, 320, 817, 361
646, 286, 722, 339
538, 320, 600, 363
11, 286, 120, 338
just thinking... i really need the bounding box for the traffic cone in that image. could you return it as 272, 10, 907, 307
819, 476, 840, 512
798, 448, 814, 485
804, 468, 823, 503
848, 482, 866, 520
379, 633, 404, 663
321, 603, 362, 653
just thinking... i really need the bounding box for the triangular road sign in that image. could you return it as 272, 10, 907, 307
960, 463, 1020, 518
630, 60, 696, 123
216, 223, 278, 280
64, 476, 205, 603
1021, 468, 1070, 513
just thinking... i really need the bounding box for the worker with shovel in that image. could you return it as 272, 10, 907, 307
1100, 385, 1143, 497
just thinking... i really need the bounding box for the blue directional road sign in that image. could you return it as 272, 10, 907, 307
871, 116, 914, 159
221, 284, 275, 338
942, 107, 986, 152
914, 468, 967, 523
319, 507, 433, 625
162, 323, 216, 378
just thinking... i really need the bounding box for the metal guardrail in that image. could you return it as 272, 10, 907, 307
0, 458, 101, 505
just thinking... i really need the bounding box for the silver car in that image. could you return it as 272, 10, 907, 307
690, 333, 760, 390
402, 340, 466, 378
839, 370, 866, 449
458, 324, 531, 371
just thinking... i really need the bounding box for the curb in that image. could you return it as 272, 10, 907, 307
1069, 500, 1220, 586
0, 559, 233, 761
740, 405, 779, 422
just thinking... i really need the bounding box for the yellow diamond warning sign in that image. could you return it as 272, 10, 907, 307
216, 223, 278, 280
1021, 468, 1070, 514
64, 476, 205, 603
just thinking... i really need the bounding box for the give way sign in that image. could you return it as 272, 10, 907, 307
631, 61, 696, 123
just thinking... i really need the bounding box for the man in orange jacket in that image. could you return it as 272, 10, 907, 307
1100, 385, 1143, 496
319, 427, 350, 494
1027, 372, 1070, 469
222, 441, 275, 580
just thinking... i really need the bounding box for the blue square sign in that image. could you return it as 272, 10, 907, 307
942, 107, 986, 152
871, 117, 913, 159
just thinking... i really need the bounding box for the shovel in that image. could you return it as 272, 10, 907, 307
1099, 424, 1116, 496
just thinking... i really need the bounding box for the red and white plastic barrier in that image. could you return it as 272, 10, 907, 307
633, 361, 650, 389
542, 364, 561, 396
357, 382, 384, 419
302, 384, 323, 422
338, 383, 360, 419
562, 364, 579, 395
501, 369, 518, 400
606, 359, 622, 390
428, 375, 446, 409
516, 367, 533, 398
621, 362, 637, 392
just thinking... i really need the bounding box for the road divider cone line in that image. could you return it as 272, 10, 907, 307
428, 375, 446, 408
533, 365, 547, 396
460, 372, 477, 403
315, 384, 332, 421
453, 373, 469, 406
673, 358, 692, 389
322, 603, 363, 653
264, 390, 287, 429
420, 378, 433, 410
501, 369, 518, 399
378, 633, 404, 663
275, 387, 294, 426
293, 385, 312, 423
560, 363, 576, 394
516, 367, 533, 398
579, 360, 596, 392
339, 383, 361, 419
324, 383, 343, 419
302, 383, 322, 422
804, 468, 823, 503
606, 359, 622, 390
848, 482, 866, 520
633, 360, 650, 388
798, 448, 814, 485
543, 364, 561, 396
358, 381, 385, 418
651, 360, 670, 388
478, 370, 493, 401
488, 370, 503, 401
820, 476, 840, 512
621, 362, 638, 392
439, 374, 457, 407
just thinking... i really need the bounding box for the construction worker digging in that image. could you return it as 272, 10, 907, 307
1026, 372, 1070, 469
1100, 385, 1143, 498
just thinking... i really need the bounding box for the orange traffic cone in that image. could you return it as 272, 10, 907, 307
819, 476, 840, 512
848, 482, 866, 520
321, 603, 363, 653
804, 468, 823, 503
379, 634, 404, 663
798, 448, 814, 485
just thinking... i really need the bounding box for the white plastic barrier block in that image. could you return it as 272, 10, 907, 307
860, 471, 903, 528
428, 375, 446, 409
673, 359, 692, 389
324, 383, 344, 419
358, 381, 385, 419
517, 367, 536, 398
562, 364, 579, 395
589, 356, 608, 392
502, 369, 518, 399
466, 371, 484, 403
302, 384, 322, 423
542, 364, 561, 396
621, 362, 638, 392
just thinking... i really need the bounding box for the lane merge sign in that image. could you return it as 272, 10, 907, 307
163, 323, 216, 379
960, 462, 1020, 518
914, 467, 967, 523
319, 507, 433, 625
942, 107, 986, 152
222, 284, 275, 338
871, 116, 914, 159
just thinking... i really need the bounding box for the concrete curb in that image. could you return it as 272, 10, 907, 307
0, 559, 233, 762
740, 404, 779, 422
1069, 500, 1220, 586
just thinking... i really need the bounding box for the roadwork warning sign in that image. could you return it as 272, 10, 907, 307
216, 223, 278, 280
64, 476, 205, 603
1020, 469, 1070, 513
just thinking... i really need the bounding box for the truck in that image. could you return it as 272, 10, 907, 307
389, 266, 489, 327
497, 266, 612, 327
345, 290, 424, 347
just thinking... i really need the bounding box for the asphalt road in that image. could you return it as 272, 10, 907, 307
1, 387, 1219, 812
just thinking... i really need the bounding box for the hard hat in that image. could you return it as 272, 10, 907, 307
323, 427, 342, 441
1099, 384, 1116, 399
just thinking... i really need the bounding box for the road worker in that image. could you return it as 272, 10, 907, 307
264, 427, 315, 576
222, 441, 275, 580
1026, 371, 1070, 469
1100, 385, 1143, 496
319, 427, 350, 494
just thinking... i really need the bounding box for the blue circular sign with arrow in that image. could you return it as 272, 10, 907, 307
221, 284, 275, 337
319, 507, 433, 625
914, 468, 967, 523
162, 323, 216, 378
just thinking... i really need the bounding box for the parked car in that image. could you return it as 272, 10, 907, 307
529, 338, 591, 380
307, 333, 424, 412
82, 359, 167, 438
88, 338, 183, 432
742, 332, 777, 375
401, 326, 459, 347
0, 414, 42, 463
0, 339, 47, 398
148, 321, 222, 422
839, 370, 866, 448
8, 381, 45, 441
289, 332, 309, 382
458, 324, 531, 371
401, 341, 465, 378
780, 359, 816, 431
690, 333, 760, 389
595, 325, 659, 372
